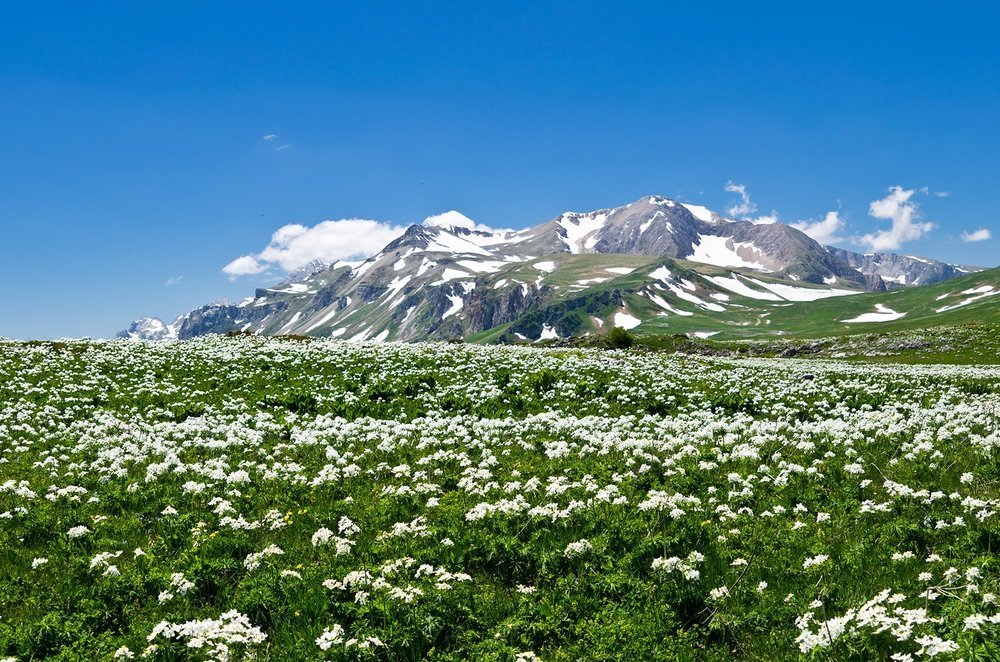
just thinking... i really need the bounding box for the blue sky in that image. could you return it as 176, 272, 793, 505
1, 2, 997, 338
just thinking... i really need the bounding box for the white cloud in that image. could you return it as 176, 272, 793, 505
961, 228, 992, 243
750, 212, 780, 225
722, 182, 778, 224
261, 134, 278, 141
222, 218, 407, 278
222, 255, 269, 278
724, 181, 757, 217
791, 211, 845, 245
274, 144, 290, 151
422, 210, 498, 233
857, 186, 934, 251
165, 276, 184, 286
934, 191, 952, 198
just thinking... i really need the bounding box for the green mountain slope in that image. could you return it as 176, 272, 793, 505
756, 266, 1000, 338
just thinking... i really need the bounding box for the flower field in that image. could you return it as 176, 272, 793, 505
2, 336, 999, 660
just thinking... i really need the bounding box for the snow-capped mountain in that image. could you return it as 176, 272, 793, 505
825, 247, 982, 287
120, 195, 983, 342
116, 317, 178, 341
512, 196, 873, 286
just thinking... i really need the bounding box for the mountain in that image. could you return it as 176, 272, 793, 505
826, 247, 981, 287
514, 196, 873, 287
120, 195, 987, 343
116, 316, 178, 341
279, 258, 330, 285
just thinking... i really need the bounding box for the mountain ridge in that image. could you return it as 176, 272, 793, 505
118, 195, 986, 343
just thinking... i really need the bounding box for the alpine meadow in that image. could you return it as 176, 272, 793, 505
2, 336, 1000, 659
3, 2, 1000, 660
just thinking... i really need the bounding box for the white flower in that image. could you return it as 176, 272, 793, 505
338, 516, 360, 537
756, 581, 768, 593
67, 525, 90, 539
651, 554, 702, 580
31, 557, 48, 569
147, 610, 266, 656
803, 555, 829, 569
244, 544, 284, 571
914, 634, 958, 657
563, 539, 593, 558
170, 572, 194, 594
312, 528, 354, 555
316, 624, 345, 650
964, 613, 988, 631
312, 527, 334, 546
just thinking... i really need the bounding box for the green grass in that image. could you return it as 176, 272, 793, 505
2, 337, 1000, 659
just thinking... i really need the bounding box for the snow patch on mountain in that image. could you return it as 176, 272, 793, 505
934, 286, 999, 313
842, 304, 907, 323
533, 260, 557, 273
681, 204, 730, 223
613, 312, 641, 329
687, 235, 770, 271
559, 213, 607, 254
706, 276, 783, 301
442, 294, 464, 319
425, 231, 493, 256
743, 278, 862, 302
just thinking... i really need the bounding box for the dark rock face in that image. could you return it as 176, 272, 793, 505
304, 288, 348, 315
174, 302, 287, 339
356, 284, 388, 302
864, 273, 888, 292
463, 282, 546, 332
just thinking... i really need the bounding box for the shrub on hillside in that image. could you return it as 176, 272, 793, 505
605, 326, 634, 349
